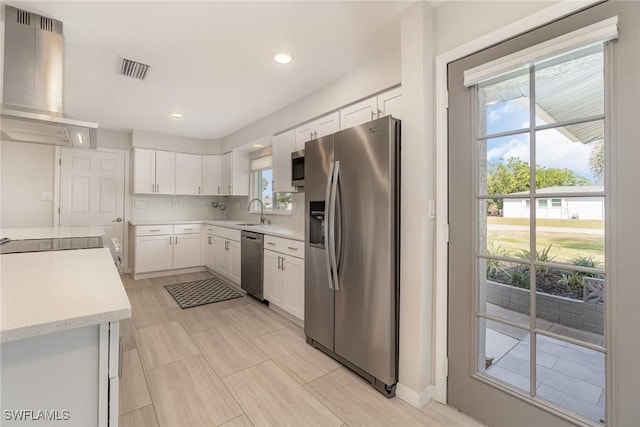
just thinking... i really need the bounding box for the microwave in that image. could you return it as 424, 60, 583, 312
291, 150, 305, 187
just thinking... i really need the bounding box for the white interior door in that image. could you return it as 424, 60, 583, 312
59, 148, 125, 256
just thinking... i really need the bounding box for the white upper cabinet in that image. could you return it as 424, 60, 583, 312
294, 122, 316, 150
340, 96, 378, 129
175, 153, 202, 195
220, 151, 249, 196
133, 148, 175, 194
294, 111, 340, 151
339, 87, 403, 129
202, 155, 222, 196
378, 86, 402, 119
314, 111, 340, 138
272, 130, 296, 193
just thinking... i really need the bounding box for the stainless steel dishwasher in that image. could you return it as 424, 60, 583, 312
240, 230, 264, 300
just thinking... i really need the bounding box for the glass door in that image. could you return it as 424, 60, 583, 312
447, 2, 640, 425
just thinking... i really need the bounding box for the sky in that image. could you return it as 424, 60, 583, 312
483, 98, 598, 184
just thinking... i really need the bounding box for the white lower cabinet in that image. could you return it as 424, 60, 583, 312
1, 322, 120, 427
135, 234, 173, 273
204, 225, 241, 284
134, 224, 201, 275
263, 235, 304, 322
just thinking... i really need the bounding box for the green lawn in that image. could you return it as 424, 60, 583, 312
487, 216, 604, 229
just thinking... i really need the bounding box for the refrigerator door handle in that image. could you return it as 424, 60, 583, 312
329, 160, 340, 291
324, 161, 335, 290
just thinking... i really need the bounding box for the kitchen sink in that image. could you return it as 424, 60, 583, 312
235, 223, 262, 226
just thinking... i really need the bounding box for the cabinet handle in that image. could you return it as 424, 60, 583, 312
378, 108, 383, 118
184, 228, 192, 231
218, 186, 220, 194
287, 246, 298, 251
208, 236, 212, 244
118, 336, 123, 379
277, 256, 282, 270
175, 236, 178, 245
267, 242, 276, 246
281, 257, 285, 270
169, 236, 172, 245
314, 131, 318, 138
198, 186, 201, 194
309, 132, 313, 140
228, 185, 231, 194
371, 110, 375, 120
149, 229, 161, 232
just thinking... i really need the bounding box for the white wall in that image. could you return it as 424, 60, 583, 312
97, 129, 132, 151
221, 47, 401, 150
435, 1, 560, 54
132, 130, 222, 155
0, 141, 55, 228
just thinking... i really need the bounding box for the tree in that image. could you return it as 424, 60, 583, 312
589, 140, 604, 184
486, 157, 591, 212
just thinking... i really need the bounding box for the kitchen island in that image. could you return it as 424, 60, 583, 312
1, 227, 131, 427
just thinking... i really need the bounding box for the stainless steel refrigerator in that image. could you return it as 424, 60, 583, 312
304, 116, 400, 397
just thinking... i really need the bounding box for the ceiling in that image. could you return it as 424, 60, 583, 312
5, 1, 408, 140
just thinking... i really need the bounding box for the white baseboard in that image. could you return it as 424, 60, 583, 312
396, 383, 435, 409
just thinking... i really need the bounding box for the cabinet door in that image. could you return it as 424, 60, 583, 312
220, 153, 232, 196
340, 96, 377, 129
227, 239, 241, 284
212, 236, 227, 276
154, 151, 176, 194
295, 122, 316, 150
175, 153, 202, 195
378, 86, 402, 120
264, 250, 282, 305
173, 234, 202, 269
272, 130, 296, 193
282, 255, 305, 321
133, 148, 156, 194
230, 151, 249, 196
314, 111, 340, 138
202, 155, 222, 195
135, 235, 172, 273
204, 234, 218, 270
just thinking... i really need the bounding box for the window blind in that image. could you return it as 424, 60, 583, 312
463, 17, 618, 87
250, 155, 272, 171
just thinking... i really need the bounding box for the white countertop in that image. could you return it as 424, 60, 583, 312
129, 219, 304, 241
1, 226, 106, 240
1, 248, 131, 343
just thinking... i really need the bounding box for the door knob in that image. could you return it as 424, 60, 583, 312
112, 217, 123, 222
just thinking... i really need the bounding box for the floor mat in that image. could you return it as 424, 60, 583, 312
165, 277, 243, 309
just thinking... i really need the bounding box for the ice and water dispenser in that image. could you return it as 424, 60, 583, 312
308, 201, 325, 248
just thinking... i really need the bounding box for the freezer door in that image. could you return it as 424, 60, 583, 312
333, 116, 399, 386
304, 135, 335, 351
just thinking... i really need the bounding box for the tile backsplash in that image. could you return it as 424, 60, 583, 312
131, 192, 305, 229
132, 195, 228, 222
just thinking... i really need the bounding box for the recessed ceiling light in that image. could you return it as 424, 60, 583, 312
273, 53, 293, 65
252, 144, 264, 148
170, 112, 184, 119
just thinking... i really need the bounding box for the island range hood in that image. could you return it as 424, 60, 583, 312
1, 5, 97, 148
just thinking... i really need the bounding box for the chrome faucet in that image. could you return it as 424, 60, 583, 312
247, 198, 270, 224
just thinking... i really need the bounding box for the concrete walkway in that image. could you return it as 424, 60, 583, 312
485, 319, 605, 424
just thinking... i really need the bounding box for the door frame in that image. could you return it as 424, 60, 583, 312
433, 0, 602, 404
53, 146, 131, 272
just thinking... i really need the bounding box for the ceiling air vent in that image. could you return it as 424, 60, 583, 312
119, 57, 150, 80
40, 16, 54, 32
16, 9, 31, 26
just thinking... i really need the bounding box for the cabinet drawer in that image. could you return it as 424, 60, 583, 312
173, 223, 201, 234
206, 225, 241, 242
135, 225, 173, 236
264, 235, 304, 259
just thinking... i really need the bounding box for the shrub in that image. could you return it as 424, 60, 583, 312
506, 266, 530, 288
486, 242, 509, 279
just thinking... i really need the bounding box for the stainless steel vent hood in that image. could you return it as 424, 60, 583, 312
1, 5, 97, 148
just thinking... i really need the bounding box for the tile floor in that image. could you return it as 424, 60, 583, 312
485, 304, 605, 424
119, 272, 483, 427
